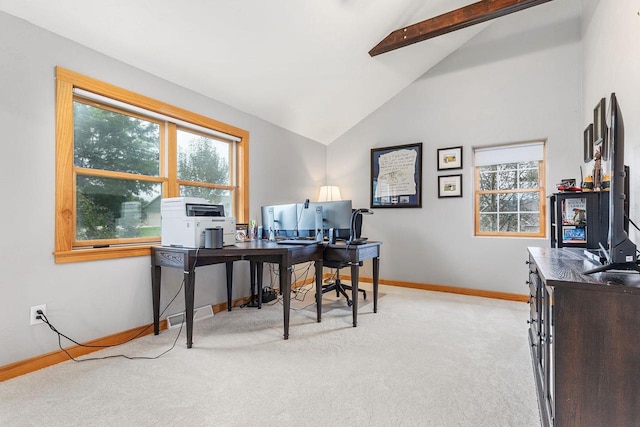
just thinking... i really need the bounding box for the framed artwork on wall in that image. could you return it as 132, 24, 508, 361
370, 143, 422, 208
593, 97, 608, 160
437, 146, 463, 170
438, 174, 463, 198
584, 123, 593, 163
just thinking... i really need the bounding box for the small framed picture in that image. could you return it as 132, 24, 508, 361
438, 174, 463, 198
593, 98, 607, 160
562, 226, 586, 244
235, 223, 249, 241
583, 123, 593, 163
437, 146, 463, 170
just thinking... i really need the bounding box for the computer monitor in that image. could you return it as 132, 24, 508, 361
297, 200, 353, 239
260, 203, 298, 239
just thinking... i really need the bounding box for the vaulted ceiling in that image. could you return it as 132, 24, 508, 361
0, 1, 577, 144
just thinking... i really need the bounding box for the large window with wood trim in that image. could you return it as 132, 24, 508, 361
55, 67, 249, 263
474, 141, 546, 237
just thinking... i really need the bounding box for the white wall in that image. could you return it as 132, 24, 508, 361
582, 0, 640, 243
0, 12, 326, 366
328, 0, 583, 293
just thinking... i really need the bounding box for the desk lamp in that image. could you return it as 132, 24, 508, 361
317, 185, 342, 202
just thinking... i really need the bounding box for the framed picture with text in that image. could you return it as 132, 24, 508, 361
370, 143, 422, 208
437, 146, 463, 170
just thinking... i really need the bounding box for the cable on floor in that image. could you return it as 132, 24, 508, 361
39, 278, 187, 362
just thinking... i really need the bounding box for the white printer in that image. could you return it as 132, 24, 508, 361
161, 197, 236, 248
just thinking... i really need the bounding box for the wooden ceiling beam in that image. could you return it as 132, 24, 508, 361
369, 0, 553, 57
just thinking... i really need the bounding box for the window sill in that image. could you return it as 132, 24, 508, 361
54, 245, 154, 264
474, 232, 546, 238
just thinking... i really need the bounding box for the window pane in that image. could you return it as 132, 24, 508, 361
497, 163, 518, 172
498, 213, 519, 232
520, 192, 540, 212
180, 186, 232, 217
479, 170, 497, 191
76, 175, 161, 240
73, 101, 160, 175
479, 194, 497, 212
499, 193, 518, 212
518, 167, 539, 189
480, 213, 497, 232
497, 170, 517, 190
519, 213, 540, 233
177, 129, 230, 185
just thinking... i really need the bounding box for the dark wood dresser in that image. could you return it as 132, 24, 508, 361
527, 247, 640, 427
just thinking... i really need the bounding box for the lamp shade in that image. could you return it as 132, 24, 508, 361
317, 185, 342, 202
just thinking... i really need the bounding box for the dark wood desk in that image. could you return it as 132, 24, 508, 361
151, 241, 323, 348
321, 241, 382, 327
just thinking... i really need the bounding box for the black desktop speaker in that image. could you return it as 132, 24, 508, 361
328, 228, 336, 244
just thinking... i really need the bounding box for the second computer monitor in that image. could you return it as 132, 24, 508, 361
297, 200, 352, 239
261, 203, 298, 238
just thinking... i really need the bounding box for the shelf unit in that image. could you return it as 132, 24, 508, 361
549, 191, 608, 249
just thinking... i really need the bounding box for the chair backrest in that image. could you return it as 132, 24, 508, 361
325, 209, 366, 269
352, 209, 363, 239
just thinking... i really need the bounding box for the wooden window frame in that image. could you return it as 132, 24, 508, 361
474, 155, 546, 238
55, 67, 249, 263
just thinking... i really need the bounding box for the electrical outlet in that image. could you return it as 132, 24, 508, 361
30, 304, 47, 326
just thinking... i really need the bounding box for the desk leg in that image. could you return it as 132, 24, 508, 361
151, 264, 161, 335
373, 256, 379, 314
281, 263, 291, 340
351, 263, 359, 327
226, 261, 234, 311
184, 269, 196, 349
249, 261, 257, 305
315, 259, 323, 322
257, 262, 264, 309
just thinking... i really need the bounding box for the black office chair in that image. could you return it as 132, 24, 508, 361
320, 209, 370, 307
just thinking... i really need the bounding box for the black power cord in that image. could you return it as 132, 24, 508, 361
38, 280, 187, 362
246, 261, 317, 310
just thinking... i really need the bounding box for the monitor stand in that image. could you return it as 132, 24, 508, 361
314, 206, 323, 242
584, 243, 640, 274
584, 262, 640, 274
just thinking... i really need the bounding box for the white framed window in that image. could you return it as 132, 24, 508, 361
474, 141, 546, 237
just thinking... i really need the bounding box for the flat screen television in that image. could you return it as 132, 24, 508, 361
586, 93, 638, 273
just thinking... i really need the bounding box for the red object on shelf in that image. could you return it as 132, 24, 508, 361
557, 185, 582, 192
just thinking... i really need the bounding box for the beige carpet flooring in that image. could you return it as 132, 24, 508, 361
0, 284, 540, 426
